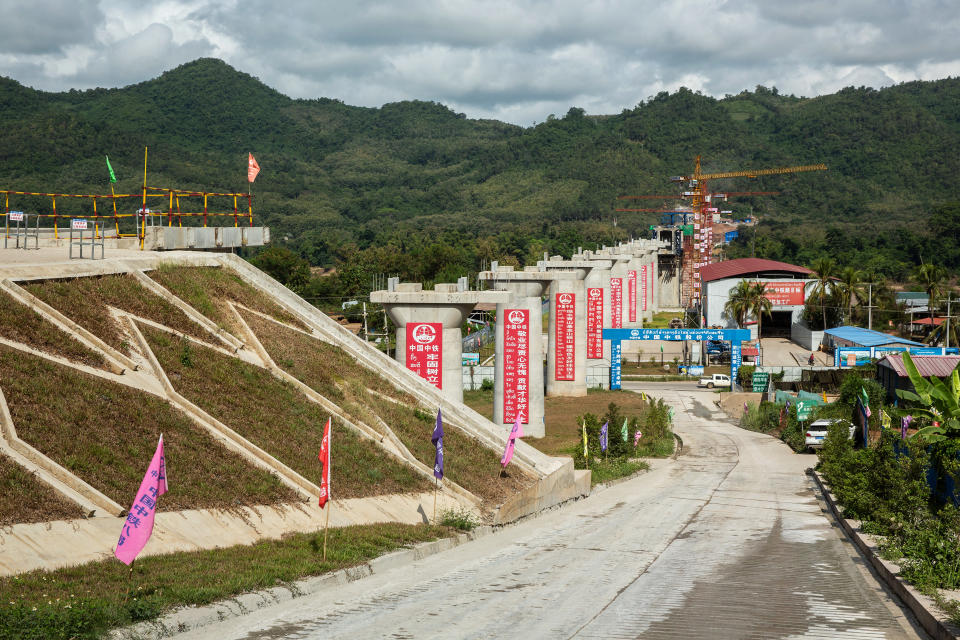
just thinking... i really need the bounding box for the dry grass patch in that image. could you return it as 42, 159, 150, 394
144, 327, 429, 498
465, 388, 654, 458
0, 346, 297, 510
245, 311, 535, 505
0, 289, 105, 368
24, 275, 212, 355
0, 454, 84, 525
148, 265, 307, 332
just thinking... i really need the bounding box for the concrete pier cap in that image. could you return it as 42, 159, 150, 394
476, 267, 578, 438
370, 283, 510, 403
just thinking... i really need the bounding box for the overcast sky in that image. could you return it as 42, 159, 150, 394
2, 0, 959, 126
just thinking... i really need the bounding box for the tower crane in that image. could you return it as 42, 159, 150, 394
616, 156, 827, 311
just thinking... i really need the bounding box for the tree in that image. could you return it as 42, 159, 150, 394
913, 263, 948, 327
896, 351, 960, 442
748, 281, 773, 340
836, 266, 866, 324
810, 258, 837, 331
723, 280, 754, 328
251, 247, 311, 292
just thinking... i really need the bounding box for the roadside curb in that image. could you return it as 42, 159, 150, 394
810, 469, 960, 640
111, 526, 497, 640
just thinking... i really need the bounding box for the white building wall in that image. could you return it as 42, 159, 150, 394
703, 277, 813, 330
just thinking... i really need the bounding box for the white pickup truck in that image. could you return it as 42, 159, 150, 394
698, 373, 731, 389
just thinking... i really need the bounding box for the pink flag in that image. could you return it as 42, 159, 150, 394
634, 430, 642, 447
500, 414, 523, 467
318, 417, 331, 509
248, 153, 260, 183
115, 435, 168, 566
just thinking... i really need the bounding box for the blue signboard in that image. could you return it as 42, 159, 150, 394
837, 345, 960, 367
603, 328, 750, 390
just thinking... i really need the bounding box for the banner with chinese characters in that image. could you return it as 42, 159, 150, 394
405, 322, 442, 389
758, 281, 806, 306
641, 265, 648, 312
503, 309, 529, 424
627, 270, 637, 323
610, 278, 623, 328
587, 287, 603, 358
555, 293, 575, 380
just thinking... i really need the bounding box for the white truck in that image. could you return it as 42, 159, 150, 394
698, 373, 731, 389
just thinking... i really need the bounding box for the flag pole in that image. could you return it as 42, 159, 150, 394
432, 476, 438, 523
322, 503, 330, 562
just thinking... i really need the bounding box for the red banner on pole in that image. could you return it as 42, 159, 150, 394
503, 309, 529, 424
405, 323, 442, 389
587, 287, 603, 358
627, 270, 637, 323
555, 293, 575, 381
610, 278, 623, 328
641, 265, 648, 312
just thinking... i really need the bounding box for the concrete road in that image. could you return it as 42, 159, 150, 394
180, 388, 926, 639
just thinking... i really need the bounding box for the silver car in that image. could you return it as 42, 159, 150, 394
805, 418, 855, 451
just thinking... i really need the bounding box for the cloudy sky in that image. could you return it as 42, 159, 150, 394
2, 0, 959, 125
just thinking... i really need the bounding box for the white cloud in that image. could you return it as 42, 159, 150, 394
0, 0, 958, 123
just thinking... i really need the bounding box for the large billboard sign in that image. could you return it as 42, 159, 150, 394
759, 281, 805, 306
555, 293, 575, 380
406, 322, 442, 389
627, 270, 637, 323
503, 309, 529, 424
587, 287, 603, 358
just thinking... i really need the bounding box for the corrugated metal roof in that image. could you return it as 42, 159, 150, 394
824, 326, 925, 347
878, 354, 960, 378
700, 258, 813, 283
912, 317, 944, 326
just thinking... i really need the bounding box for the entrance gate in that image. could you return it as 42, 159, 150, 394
603, 327, 750, 389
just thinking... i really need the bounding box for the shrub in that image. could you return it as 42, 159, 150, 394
438, 507, 480, 531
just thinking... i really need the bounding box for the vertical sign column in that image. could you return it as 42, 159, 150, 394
405, 323, 442, 389
587, 287, 603, 358
627, 270, 637, 323
641, 264, 648, 312
502, 309, 529, 424
610, 340, 622, 390
555, 293, 575, 380
610, 278, 623, 328
730, 342, 742, 388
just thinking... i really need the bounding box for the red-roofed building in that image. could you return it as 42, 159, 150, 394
701, 258, 816, 345
877, 354, 960, 402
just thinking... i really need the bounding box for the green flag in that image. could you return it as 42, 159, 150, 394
105, 155, 117, 183
621, 417, 628, 442
660, 344, 663, 353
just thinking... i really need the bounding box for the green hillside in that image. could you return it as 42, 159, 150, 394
2, 58, 958, 293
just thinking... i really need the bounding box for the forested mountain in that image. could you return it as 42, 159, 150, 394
1, 58, 958, 297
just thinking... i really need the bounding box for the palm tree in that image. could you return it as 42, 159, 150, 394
748, 281, 773, 340
723, 280, 753, 328
810, 258, 837, 331
913, 263, 948, 328
836, 266, 866, 324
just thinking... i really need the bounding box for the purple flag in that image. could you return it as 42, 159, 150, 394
431, 408, 444, 479
901, 415, 912, 440
600, 421, 608, 452
501, 415, 523, 467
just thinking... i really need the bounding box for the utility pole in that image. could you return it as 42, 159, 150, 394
362, 302, 369, 342
866, 283, 875, 331
947, 294, 953, 349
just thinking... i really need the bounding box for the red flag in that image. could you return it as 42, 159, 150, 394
247, 153, 260, 183
318, 417, 331, 508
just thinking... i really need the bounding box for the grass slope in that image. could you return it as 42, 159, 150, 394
0, 523, 451, 640
0, 345, 297, 510
147, 265, 306, 332
0, 455, 84, 526
0, 290, 105, 368
243, 310, 534, 504
24, 275, 212, 355
144, 327, 430, 498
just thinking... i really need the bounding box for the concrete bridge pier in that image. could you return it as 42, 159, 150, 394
371, 283, 509, 403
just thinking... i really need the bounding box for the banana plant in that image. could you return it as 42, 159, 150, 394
895, 351, 960, 442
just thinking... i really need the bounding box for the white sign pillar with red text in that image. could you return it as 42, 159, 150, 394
405, 323, 442, 389
546, 276, 587, 398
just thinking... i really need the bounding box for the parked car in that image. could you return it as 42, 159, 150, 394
804, 419, 855, 451
698, 373, 731, 389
